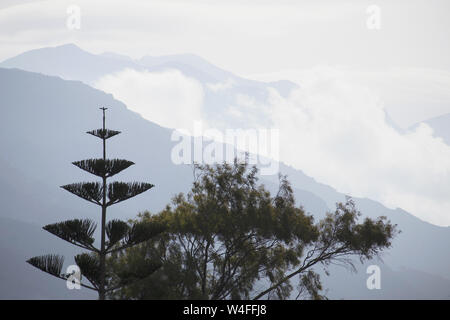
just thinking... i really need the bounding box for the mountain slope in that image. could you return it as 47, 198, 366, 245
0, 44, 143, 84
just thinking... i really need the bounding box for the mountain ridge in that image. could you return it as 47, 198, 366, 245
0, 43, 298, 93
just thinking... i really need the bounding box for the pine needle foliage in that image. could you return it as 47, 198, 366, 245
87, 129, 121, 139
106, 219, 130, 249
43, 219, 97, 250
27, 254, 64, 277
107, 182, 154, 206
61, 182, 103, 205
74, 253, 101, 288
72, 159, 134, 178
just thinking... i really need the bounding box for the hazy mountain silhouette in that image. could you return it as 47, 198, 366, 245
0, 44, 143, 84
0, 43, 297, 130
0, 67, 449, 299
0, 43, 297, 101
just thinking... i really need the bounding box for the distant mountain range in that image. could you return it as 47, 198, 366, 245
0, 43, 296, 94
0, 45, 449, 299
0, 43, 296, 130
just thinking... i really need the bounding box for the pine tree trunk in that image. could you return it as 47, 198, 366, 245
99, 188, 106, 300
99, 111, 107, 300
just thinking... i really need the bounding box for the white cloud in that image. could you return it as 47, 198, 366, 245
206, 78, 235, 92
1, 0, 450, 75
94, 68, 204, 131
262, 69, 450, 226
248, 66, 450, 128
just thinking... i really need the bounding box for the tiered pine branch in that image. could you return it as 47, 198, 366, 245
72, 159, 134, 178
87, 129, 121, 139
43, 219, 97, 251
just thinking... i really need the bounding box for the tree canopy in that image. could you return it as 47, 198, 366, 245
109, 159, 397, 300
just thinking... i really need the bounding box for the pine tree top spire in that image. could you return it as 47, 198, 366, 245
100, 107, 108, 130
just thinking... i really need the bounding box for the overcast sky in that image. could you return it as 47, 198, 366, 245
1, 0, 450, 126
1, 0, 450, 73
1, 0, 450, 226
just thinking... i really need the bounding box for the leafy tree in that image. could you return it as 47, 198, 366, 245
27, 108, 165, 300
109, 159, 397, 300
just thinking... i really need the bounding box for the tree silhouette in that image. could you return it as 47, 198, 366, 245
27, 108, 165, 300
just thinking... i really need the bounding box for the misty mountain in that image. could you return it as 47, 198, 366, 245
0, 44, 143, 84
0, 67, 449, 299
1, 43, 297, 95
0, 43, 297, 130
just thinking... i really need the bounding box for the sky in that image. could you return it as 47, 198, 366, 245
2, 0, 450, 73
1, 0, 450, 226
1, 0, 450, 127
